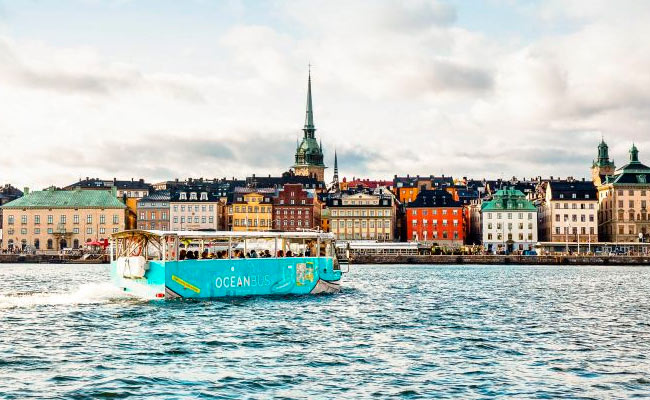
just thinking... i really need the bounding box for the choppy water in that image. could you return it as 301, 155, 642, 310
1, 264, 650, 399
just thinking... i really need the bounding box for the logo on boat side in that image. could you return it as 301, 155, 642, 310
215, 275, 271, 289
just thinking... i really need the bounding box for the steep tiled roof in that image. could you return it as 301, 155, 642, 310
548, 181, 597, 200
2, 189, 126, 209
407, 190, 462, 208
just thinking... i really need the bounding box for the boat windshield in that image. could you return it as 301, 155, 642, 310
111, 230, 336, 262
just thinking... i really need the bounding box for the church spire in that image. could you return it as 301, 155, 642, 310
303, 66, 315, 138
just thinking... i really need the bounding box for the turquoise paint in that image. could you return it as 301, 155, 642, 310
111, 257, 341, 299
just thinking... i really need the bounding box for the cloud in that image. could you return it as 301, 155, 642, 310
2, 0, 650, 190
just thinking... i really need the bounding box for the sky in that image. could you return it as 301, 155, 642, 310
1, 0, 650, 189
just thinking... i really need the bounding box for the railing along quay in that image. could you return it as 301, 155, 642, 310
0, 254, 109, 264
346, 254, 650, 265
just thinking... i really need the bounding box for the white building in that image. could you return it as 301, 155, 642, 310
170, 186, 221, 231
537, 179, 598, 243
481, 188, 538, 253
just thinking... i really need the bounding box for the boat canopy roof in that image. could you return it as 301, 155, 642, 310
112, 229, 335, 241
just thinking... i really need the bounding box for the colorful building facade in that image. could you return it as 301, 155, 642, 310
327, 191, 395, 240
405, 190, 465, 245
272, 184, 320, 231
136, 190, 171, 231
231, 189, 274, 232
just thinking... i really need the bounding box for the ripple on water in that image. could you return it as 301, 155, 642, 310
1, 263, 650, 399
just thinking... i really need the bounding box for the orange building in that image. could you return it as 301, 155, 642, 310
393, 175, 455, 205
405, 190, 465, 246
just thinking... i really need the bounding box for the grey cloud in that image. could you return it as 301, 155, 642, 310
426, 60, 493, 93
380, 1, 457, 32
40, 131, 304, 182
0, 38, 205, 101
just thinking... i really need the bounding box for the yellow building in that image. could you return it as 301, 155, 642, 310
231, 190, 274, 231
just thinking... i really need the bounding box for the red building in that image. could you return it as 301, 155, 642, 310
273, 184, 321, 231
406, 190, 465, 245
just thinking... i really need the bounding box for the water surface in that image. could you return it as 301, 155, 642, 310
1, 263, 650, 399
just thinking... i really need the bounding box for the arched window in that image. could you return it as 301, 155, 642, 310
60, 239, 67, 249
629, 211, 635, 221
21, 239, 27, 250
34, 239, 40, 250
73, 239, 79, 249
7, 239, 13, 250
47, 239, 53, 250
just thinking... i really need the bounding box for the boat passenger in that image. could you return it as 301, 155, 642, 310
286, 250, 293, 257
201, 250, 209, 259
277, 250, 284, 257
250, 250, 258, 258
179, 249, 187, 260
264, 250, 271, 258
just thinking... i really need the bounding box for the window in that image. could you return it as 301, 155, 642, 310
100, 215, 106, 224
47, 215, 53, 224
87, 215, 92, 224
21, 215, 27, 224
113, 215, 119, 224
100, 227, 106, 234
86, 227, 93, 234
34, 228, 40, 234
21, 228, 27, 234
73, 228, 79, 234
34, 215, 40, 225
200, 192, 207, 201
487, 233, 493, 240
140, 212, 145, 220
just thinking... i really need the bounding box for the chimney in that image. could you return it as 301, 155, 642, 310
113, 177, 117, 184
582, 177, 585, 182
23, 187, 29, 195
139, 178, 144, 183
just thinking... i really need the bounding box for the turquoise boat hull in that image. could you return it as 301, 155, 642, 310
111, 257, 342, 299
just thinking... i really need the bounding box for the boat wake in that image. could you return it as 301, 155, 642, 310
0, 282, 129, 309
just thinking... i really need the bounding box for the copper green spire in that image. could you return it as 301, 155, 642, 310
303, 66, 315, 138
630, 143, 640, 163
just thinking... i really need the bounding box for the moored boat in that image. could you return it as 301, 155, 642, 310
110, 230, 344, 299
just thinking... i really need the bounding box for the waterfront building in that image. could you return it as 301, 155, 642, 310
169, 186, 221, 231
231, 188, 274, 232
0, 187, 126, 252
591, 138, 616, 186
327, 190, 395, 240
0, 185, 23, 247
272, 184, 321, 231
537, 179, 598, 243
481, 188, 537, 253
596, 144, 650, 242
136, 190, 171, 231
405, 190, 465, 245
64, 178, 152, 230
293, 70, 326, 182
